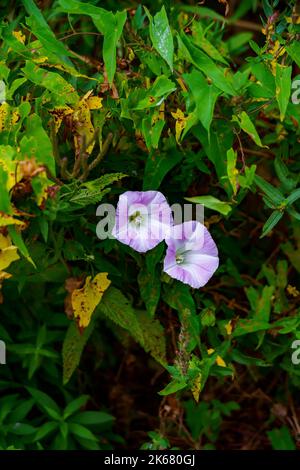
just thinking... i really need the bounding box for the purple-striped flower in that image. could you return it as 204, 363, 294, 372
163, 220, 219, 288
112, 191, 173, 253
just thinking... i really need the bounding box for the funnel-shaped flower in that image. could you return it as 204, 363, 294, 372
112, 191, 173, 253
163, 221, 219, 288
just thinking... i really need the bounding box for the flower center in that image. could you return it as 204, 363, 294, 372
129, 210, 143, 226
175, 253, 185, 264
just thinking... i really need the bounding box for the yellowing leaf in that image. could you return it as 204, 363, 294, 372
171, 108, 188, 143
0, 212, 25, 227
49, 106, 73, 133
33, 56, 49, 64
0, 103, 9, 132
0, 271, 12, 281
31, 171, 52, 206
12, 30, 26, 44
72, 273, 111, 328
191, 373, 202, 402
0, 103, 21, 133
216, 355, 227, 367
0, 234, 20, 271
207, 348, 215, 355
225, 320, 233, 335
86, 96, 103, 110
286, 284, 299, 298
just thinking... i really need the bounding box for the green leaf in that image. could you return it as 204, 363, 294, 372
22, 0, 74, 62
286, 41, 300, 68
68, 423, 98, 442
249, 62, 275, 99
286, 188, 300, 206
267, 426, 296, 450
58, 0, 126, 84
71, 411, 114, 426
179, 5, 225, 22
33, 422, 58, 442
227, 32, 253, 53
99, 287, 167, 365
163, 283, 199, 352
138, 243, 164, 316
27, 387, 61, 421
142, 116, 165, 150
232, 319, 270, 337
62, 320, 96, 384
226, 147, 238, 195
0, 164, 11, 213
185, 195, 232, 216
179, 32, 236, 96
158, 379, 187, 396
254, 174, 285, 206
63, 395, 89, 420
102, 11, 127, 84
232, 111, 266, 148
275, 64, 292, 122
145, 6, 174, 71
8, 225, 36, 267
194, 122, 234, 188
20, 113, 56, 175
22, 61, 79, 105
143, 146, 182, 190
184, 69, 220, 134
274, 157, 297, 192
137, 311, 167, 366
99, 287, 143, 342
192, 22, 229, 65
260, 210, 284, 238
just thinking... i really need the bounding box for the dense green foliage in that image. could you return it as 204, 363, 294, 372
0, 0, 300, 450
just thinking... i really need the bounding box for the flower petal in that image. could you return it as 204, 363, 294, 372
112, 190, 173, 253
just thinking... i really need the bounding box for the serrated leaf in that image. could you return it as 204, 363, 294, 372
62, 320, 95, 384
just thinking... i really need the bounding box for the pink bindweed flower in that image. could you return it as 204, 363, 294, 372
163, 220, 219, 288
112, 190, 173, 253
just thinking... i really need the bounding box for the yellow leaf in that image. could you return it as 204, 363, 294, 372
216, 355, 227, 367
207, 348, 215, 355
191, 373, 202, 402
171, 108, 187, 143
0, 234, 19, 271
86, 96, 103, 110
49, 106, 73, 133
287, 284, 299, 298
0, 212, 25, 227
0, 271, 12, 281
33, 56, 48, 64
225, 320, 233, 335
13, 30, 26, 44
0, 103, 9, 132
72, 273, 111, 328
73, 94, 99, 155
0, 104, 21, 133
